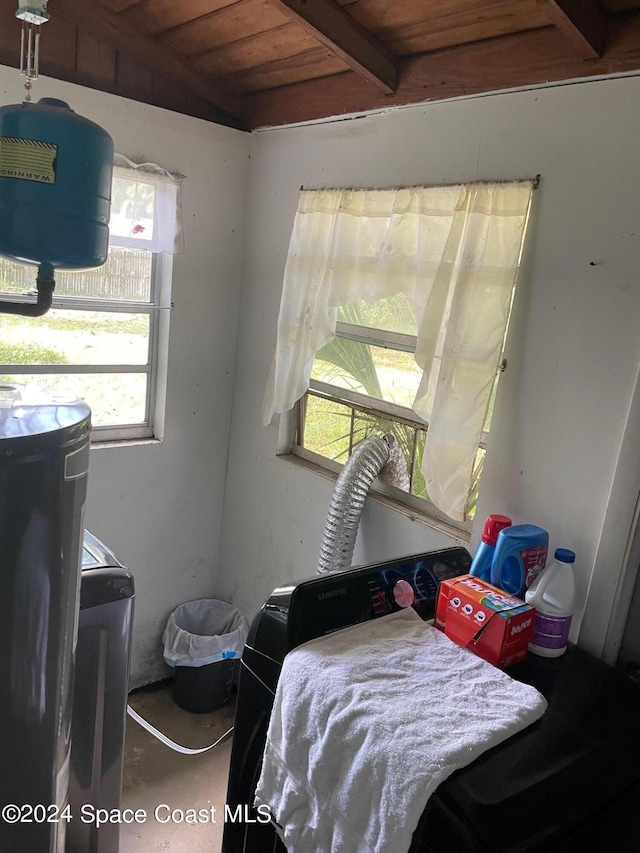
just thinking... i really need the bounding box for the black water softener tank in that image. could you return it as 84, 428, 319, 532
0, 382, 91, 853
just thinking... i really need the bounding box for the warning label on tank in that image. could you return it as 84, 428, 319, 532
0, 136, 57, 183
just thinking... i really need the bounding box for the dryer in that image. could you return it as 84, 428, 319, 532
222, 547, 471, 853
223, 547, 640, 853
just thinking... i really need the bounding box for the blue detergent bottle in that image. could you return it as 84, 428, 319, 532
490, 524, 549, 599
469, 514, 512, 581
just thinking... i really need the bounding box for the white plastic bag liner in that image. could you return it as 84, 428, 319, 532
163, 599, 249, 668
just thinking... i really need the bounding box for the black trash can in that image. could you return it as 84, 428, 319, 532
174, 657, 236, 713
163, 599, 248, 713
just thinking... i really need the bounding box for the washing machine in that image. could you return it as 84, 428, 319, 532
223, 547, 640, 853
66, 531, 135, 853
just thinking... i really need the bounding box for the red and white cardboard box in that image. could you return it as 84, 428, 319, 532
435, 574, 536, 668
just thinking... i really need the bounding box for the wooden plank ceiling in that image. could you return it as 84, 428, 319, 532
0, 0, 639, 130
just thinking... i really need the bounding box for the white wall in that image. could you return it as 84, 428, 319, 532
0, 67, 250, 687
4, 67, 639, 687
219, 76, 640, 658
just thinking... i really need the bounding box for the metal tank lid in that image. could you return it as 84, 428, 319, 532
0, 382, 91, 442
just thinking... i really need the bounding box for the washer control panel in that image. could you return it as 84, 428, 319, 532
285, 547, 472, 650
367, 550, 471, 620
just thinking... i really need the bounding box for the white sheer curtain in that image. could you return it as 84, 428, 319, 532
262, 182, 534, 521
109, 153, 184, 254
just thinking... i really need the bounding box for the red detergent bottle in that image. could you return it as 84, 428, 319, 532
469, 514, 512, 582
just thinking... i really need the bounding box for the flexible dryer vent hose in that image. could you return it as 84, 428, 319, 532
317, 433, 408, 576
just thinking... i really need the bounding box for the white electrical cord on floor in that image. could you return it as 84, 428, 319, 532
127, 704, 234, 755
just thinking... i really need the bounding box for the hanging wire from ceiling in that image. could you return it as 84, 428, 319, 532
15, 1, 50, 101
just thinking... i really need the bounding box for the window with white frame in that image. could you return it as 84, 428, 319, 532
296, 295, 492, 529
264, 182, 535, 527
0, 158, 182, 442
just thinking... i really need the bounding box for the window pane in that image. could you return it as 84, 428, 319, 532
483, 369, 501, 433
313, 339, 422, 409
303, 394, 431, 500
0, 248, 153, 302
348, 411, 429, 498
304, 398, 394, 465
110, 177, 155, 243
411, 428, 428, 501
303, 395, 352, 462
338, 295, 417, 335
0, 373, 148, 426
465, 447, 485, 520
0, 310, 150, 366
57, 249, 153, 301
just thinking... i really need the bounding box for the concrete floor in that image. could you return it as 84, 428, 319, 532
121, 684, 235, 852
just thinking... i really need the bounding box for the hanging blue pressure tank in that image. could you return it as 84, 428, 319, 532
0, 97, 114, 270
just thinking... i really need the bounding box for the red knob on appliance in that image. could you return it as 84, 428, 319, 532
392, 579, 415, 608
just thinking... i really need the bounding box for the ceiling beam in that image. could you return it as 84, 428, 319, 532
544, 0, 607, 59
246, 12, 640, 129
52, 0, 245, 123
266, 0, 398, 94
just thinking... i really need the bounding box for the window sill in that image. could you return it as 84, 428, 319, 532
277, 451, 470, 545
90, 436, 162, 450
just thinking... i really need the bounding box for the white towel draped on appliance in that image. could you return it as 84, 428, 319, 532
255, 609, 547, 853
